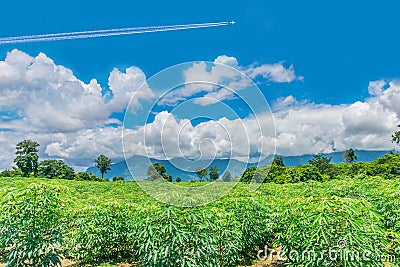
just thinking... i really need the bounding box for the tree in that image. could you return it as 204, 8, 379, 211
222, 171, 232, 182
272, 156, 285, 166
240, 166, 257, 183
14, 140, 40, 177
196, 167, 208, 181
38, 160, 74, 180
308, 154, 332, 174
112, 176, 125, 181
344, 148, 358, 163
74, 172, 102, 181
209, 166, 219, 181
175, 177, 182, 182
95, 154, 112, 179
392, 124, 400, 145
146, 163, 172, 182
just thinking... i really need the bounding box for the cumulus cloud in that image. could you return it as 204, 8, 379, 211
246, 62, 303, 83
125, 82, 400, 160
123, 111, 272, 161
1, 50, 399, 171
0, 49, 153, 169
160, 55, 302, 106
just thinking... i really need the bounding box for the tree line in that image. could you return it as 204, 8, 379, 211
0, 140, 124, 182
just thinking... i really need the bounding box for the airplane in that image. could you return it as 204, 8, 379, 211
230, 20, 236, 25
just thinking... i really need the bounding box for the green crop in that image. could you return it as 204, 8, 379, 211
0, 176, 399, 267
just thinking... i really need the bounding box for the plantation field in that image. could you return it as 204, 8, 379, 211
0, 176, 399, 266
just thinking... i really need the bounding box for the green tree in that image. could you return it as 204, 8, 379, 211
272, 156, 285, 166
14, 140, 40, 177
209, 166, 219, 181
147, 163, 172, 181
308, 154, 332, 173
222, 171, 232, 182
175, 177, 182, 182
392, 124, 400, 145
196, 167, 208, 181
38, 159, 74, 180
112, 176, 125, 181
344, 148, 358, 163
74, 172, 102, 181
0, 168, 22, 177
240, 166, 257, 183
95, 154, 112, 179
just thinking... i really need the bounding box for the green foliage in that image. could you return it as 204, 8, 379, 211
308, 154, 333, 175
0, 176, 399, 266
0, 168, 23, 177
38, 160, 74, 180
208, 166, 219, 181
276, 196, 389, 266
64, 203, 135, 263
195, 167, 208, 181
135, 206, 241, 267
0, 183, 64, 267
222, 171, 232, 182
176, 176, 182, 182
392, 124, 400, 145
95, 154, 112, 179
239, 152, 400, 184
344, 148, 358, 163
239, 166, 257, 183
14, 140, 40, 177
272, 156, 285, 166
112, 176, 125, 181
74, 172, 103, 181
146, 163, 172, 182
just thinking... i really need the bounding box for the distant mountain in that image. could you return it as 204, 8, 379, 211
86, 150, 392, 181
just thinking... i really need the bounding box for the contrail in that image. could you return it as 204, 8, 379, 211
0, 21, 234, 45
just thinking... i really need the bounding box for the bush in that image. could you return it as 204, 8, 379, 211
276, 196, 390, 266
74, 172, 102, 181
0, 183, 64, 267
38, 160, 74, 180
64, 203, 135, 263
112, 176, 125, 181
135, 206, 242, 267
296, 165, 323, 182
0, 168, 23, 177
240, 166, 257, 183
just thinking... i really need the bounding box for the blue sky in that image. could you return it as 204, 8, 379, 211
2, 0, 399, 104
0, 0, 399, 169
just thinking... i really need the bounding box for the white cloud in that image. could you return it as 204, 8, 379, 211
1, 49, 400, 171
160, 55, 302, 106
0, 49, 153, 169
123, 111, 270, 161
246, 62, 302, 83
368, 80, 386, 96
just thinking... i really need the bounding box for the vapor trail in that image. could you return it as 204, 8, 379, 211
0, 22, 232, 45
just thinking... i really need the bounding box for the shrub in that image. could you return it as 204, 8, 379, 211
0, 183, 64, 267
38, 160, 74, 180
74, 172, 102, 181
240, 166, 257, 183
0, 168, 23, 177
276, 196, 390, 266
64, 203, 136, 263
